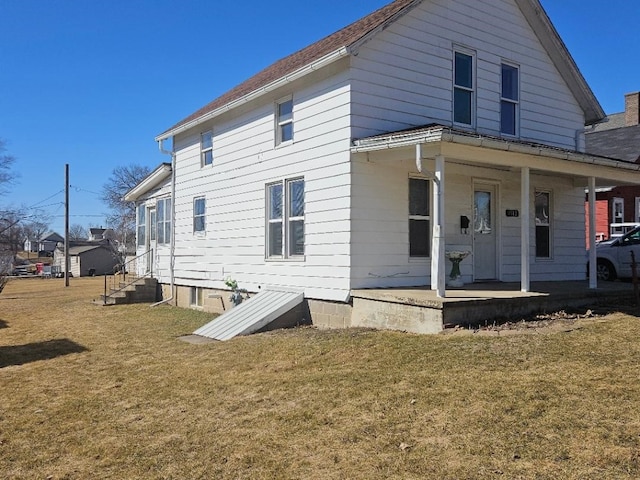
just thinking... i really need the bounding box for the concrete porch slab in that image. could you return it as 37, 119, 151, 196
351, 281, 636, 332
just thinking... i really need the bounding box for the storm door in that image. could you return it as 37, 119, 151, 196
473, 184, 498, 280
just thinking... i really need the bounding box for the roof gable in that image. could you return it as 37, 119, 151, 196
157, 0, 603, 140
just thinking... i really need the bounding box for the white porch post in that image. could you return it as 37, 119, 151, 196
521, 167, 530, 292
588, 176, 597, 289
431, 154, 446, 297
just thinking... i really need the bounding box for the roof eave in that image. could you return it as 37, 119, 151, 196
123, 163, 172, 202
515, 0, 605, 125
155, 47, 351, 142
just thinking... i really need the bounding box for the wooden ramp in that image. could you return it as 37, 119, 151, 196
193, 288, 304, 341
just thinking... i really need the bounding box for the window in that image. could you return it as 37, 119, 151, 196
276, 97, 293, 145
501, 63, 519, 135
201, 130, 213, 166
157, 197, 171, 245
409, 178, 430, 257
635, 197, 640, 223
613, 197, 624, 223
193, 197, 206, 234
454, 51, 474, 126
149, 208, 156, 242
137, 205, 146, 246
266, 178, 304, 258
190, 287, 203, 307
535, 191, 551, 258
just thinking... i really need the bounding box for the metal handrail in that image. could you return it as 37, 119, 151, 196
103, 249, 153, 305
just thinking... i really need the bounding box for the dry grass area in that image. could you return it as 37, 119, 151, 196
1, 277, 640, 479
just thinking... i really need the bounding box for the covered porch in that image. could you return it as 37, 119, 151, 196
351, 280, 636, 333
351, 125, 640, 298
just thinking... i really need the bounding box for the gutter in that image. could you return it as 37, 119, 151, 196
151, 139, 176, 307
155, 47, 350, 142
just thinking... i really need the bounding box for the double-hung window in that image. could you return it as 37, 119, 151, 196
276, 97, 293, 145
193, 197, 206, 234
201, 130, 213, 166
156, 197, 171, 245
501, 63, 519, 136
266, 178, 304, 258
409, 178, 430, 257
535, 191, 551, 258
137, 205, 146, 247
454, 50, 475, 126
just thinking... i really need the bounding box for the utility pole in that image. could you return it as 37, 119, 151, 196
64, 164, 70, 287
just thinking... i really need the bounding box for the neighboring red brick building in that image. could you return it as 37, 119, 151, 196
585, 92, 640, 247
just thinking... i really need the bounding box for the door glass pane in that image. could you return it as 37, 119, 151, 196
150, 210, 156, 241
535, 192, 550, 226
474, 191, 492, 234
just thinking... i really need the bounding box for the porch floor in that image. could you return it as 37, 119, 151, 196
351, 281, 637, 329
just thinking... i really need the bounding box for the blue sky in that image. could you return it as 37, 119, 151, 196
1, 0, 638, 234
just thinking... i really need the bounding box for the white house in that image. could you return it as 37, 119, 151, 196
126, 0, 640, 329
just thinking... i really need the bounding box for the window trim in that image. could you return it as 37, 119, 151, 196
156, 197, 172, 246
408, 176, 431, 259
193, 196, 206, 235
453, 48, 476, 127
201, 130, 213, 167
275, 96, 294, 146
137, 205, 146, 247
266, 177, 305, 260
500, 62, 520, 136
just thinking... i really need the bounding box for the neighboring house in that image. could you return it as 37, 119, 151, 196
53, 241, 119, 277
126, 0, 640, 326
88, 228, 112, 241
27, 232, 64, 255
584, 91, 640, 246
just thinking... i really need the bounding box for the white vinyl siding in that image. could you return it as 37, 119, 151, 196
350, 0, 586, 150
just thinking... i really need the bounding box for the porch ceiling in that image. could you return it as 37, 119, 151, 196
351, 126, 640, 187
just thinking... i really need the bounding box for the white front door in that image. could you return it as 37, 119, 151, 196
146, 207, 156, 273
473, 184, 498, 280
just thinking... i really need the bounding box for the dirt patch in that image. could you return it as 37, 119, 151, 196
443, 308, 607, 336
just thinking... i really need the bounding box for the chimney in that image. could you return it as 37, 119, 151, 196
625, 92, 640, 126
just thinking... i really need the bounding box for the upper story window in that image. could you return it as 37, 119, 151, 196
454, 50, 475, 126
501, 63, 519, 136
409, 177, 430, 257
266, 177, 304, 259
193, 197, 206, 234
276, 97, 293, 146
201, 130, 213, 166
137, 205, 146, 247
157, 197, 171, 245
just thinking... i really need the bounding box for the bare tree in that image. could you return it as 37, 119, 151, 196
68, 224, 88, 241
101, 165, 151, 252
0, 139, 17, 195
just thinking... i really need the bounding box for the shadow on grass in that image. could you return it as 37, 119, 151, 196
0, 339, 88, 368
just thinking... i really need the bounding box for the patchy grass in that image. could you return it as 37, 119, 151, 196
1, 277, 640, 479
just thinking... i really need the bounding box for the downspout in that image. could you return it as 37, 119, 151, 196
151, 138, 176, 307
